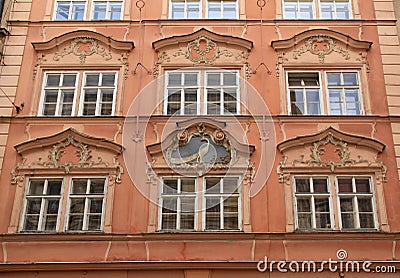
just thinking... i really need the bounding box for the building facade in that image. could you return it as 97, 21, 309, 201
0, 0, 399, 277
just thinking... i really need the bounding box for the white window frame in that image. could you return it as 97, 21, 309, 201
53, 0, 88, 20
286, 70, 364, 116
65, 177, 108, 232
336, 176, 378, 230
38, 72, 79, 117
202, 176, 242, 231
206, 0, 238, 19
164, 71, 201, 116
319, 0, 353, 19
282, 0, 352, 19
169, 0, 202, 19
78, 71, 118, 116
286, 70, 323, 115
282, 0, 316, 19
324, 70, 363, 115
90, 0, 124, 20
158, 177, 198, 231
19, 178, 65, 232
164, 69, 240, 116
293, 176, 334, 230
168, 0, 238, 19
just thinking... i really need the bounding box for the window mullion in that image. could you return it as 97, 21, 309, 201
38, 179, 48, 231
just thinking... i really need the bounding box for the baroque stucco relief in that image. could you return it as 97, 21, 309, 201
11, 128, 124, 186
276, 127, 387, 185
32, 30, 134, 79
271, 29, 372, 77
152, 28, 253, 78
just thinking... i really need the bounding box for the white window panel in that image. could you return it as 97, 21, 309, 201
79, 72, 118, 116
283, 0, 315, 19
170, 0, 201, 19
320, 0, 351, 19
336, 176, 377, 230
92, 1, 123, 20
54, 1, 87, 20
203, 177, 241, 230
207, 0, 237, 19
39, 73, 78, 116
21, 178, 63, 232
283, 0, 352, 19
66, 178, 107, 231
293, 177, 333, 230
159, 177, 197, 230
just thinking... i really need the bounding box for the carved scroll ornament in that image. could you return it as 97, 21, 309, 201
11, 134, 123, 185
54, 36, 112, 64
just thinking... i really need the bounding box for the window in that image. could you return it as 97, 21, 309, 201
67, 178, 106, 231
21, 178, 63, 232
287, 71, 362, 115
39, 71, 118, 117
283, 0, 352, 19
337, 177, 376, 229
294, 177, 332, 230
92, 1, 123, 20
169, 0, 238, 19
55, 1, 86, 20
293, 176, 378, 231
159, 176, 241, 231
54, 0, 123, 20
20, 177, 107, 232
165, 70, 240, 115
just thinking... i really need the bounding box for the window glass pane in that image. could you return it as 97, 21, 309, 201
359, 214, 374, 228
28, 180, 45, 195
181, 178, 195, 193
109, 3, 122, 19
338, 178, 353, 192
44, 215, 58, 231
47, 74, 61, 86
340, 198, 353, 212
46, 199, 60, 214
72, 179, 88, 194
93, 2, 107, 19
72, 3, 85, 20
327, 73, 341, 86
223, 73, 236, 85
161, 214, 177, 229
47, 180, 62, 195
316, 213, 331, 229
284, 1, 297, 19
343, 73, 358, 86
163, 179, 178, 194
102, 74, 115, 86
295, 178, 310, 192
355, 178, 371, 193
90, 179, 105, 194
208, 1, 221, 18
223, 177, 238, 193
223, 1, 237, 19
315, 198, 330, 212
321, 2, 334, 19
69, 198, 85, 213
358, 198, 373, 212
88, 215, 102, 230
299, 1, 313, 19
297, 198, 311, 212
206, 178, 221, 193
187, 2, 200, 18
313, 179, 328, 193
184, 73, 198, 86
56, 2, 70, 20
298, 214, 312, 229
341, 213, 354, 229
85, 74, 100, 86
224, 215, 238, 229
26, 199, 42, 214
207, 73, 220, 86
68, 215, 84, 230
171, 1, 185, 19
206, 197, 220, 229
89, 199, 103, 213
168, 73, 182, 86
24, 215, 40, 230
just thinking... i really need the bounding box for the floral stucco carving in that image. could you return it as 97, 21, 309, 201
11, 129, 124, 185
293, 35, 350, 63
53, 37, 112, 64
173, 36, 233, 64
277, 127, 387, 183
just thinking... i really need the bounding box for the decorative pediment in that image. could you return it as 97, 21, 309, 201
32, 30, 134, 79
11, 128, 124, 185
152, 28, 253, 78
277, 127, 386, 183
147, 122, 255, 177
271, 29, 372, 76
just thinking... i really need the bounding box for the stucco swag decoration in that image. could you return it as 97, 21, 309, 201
32, 30, 134, 79
277, 127, 387, 184
271, 29, 372, 76
11, 128, 124, 185
152, 28, 254, 78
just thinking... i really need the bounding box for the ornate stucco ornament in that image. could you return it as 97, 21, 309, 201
293, 35, 350, 63
292, 132, 369, 172
165, 123, 236, 175
11, 129, 124, 185
173, 36, 233, 64
54, 36, 112, 63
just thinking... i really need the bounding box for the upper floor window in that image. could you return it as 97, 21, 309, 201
164, 70, 240, 115
21, 177, 107, 232
287, 70, 362, 115
169, 0, 238, 19
39, 71, 118, 117
294, 176, 377, 231
283, 0, 352, 19
54, 0, 123, 20
55, 1, 86, 20
159, 176, 241, 231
